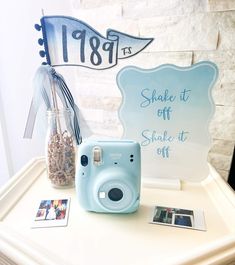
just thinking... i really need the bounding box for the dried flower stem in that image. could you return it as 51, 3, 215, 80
51, 79, 62, 136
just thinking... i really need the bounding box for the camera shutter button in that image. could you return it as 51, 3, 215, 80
93, 146, 102, 165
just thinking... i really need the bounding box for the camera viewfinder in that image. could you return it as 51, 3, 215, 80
81, 155, 88, 166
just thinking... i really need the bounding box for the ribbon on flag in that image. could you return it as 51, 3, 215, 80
23, 65, 82, 145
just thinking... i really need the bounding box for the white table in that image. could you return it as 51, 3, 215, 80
0, 157, 235, 265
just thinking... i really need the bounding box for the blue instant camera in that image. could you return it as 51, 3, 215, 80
76, 140, 141, 213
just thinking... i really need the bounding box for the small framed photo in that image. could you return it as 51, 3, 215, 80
32, 198, 70, 228
150, 205, 206, 231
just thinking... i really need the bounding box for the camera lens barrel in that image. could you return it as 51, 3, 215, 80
96, 176, 136, 212
108, 188, 123, 201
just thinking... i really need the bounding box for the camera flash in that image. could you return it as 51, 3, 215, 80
93, 146, 102, 165
99, 192, 106, 199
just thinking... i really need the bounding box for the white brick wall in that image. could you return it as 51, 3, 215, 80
70, 0, 235, 180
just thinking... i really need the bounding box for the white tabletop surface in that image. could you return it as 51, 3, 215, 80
0, 158, 235, 265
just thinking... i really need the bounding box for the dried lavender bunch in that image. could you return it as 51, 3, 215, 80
47, 131, 75, 187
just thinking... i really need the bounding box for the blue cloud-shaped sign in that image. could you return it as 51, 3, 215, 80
117, 62, 218, 182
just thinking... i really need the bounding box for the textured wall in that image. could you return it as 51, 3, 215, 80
69, 0, 235, 180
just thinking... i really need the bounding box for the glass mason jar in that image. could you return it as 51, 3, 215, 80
46, 109, 76, 188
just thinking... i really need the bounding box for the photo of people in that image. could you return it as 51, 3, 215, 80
174, 214, 193, 227
32, 198, 70, 228
150, 205, 206, 231
152, 206, 194, 227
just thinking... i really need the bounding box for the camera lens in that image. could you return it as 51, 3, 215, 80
81, 155, 88, 166
108, 188, 123, 202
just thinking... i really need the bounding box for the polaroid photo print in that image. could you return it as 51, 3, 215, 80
32, 198, 70, 228
150, 205, 206, 231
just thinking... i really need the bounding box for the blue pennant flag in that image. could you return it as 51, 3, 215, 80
36, 16, 153, 69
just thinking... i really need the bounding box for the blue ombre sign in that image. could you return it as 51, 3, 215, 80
117, 62, 218, 181
36, 16, 153, 69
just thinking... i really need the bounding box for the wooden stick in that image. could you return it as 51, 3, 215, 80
51, 79, 62, 135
